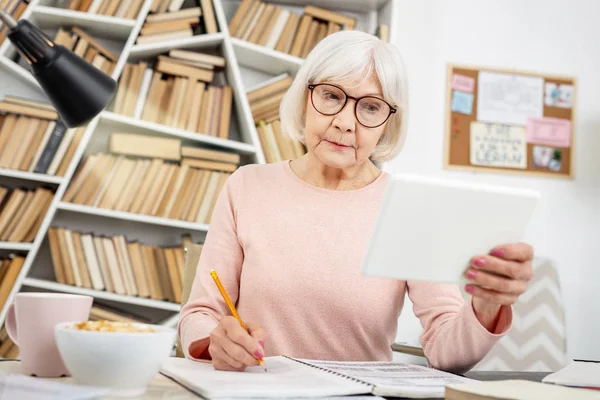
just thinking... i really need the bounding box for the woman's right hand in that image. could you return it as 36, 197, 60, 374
209, 316, 265, 371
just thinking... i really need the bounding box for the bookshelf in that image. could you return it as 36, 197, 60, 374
0, 0, 398, 344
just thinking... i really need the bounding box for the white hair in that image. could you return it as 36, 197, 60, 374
279, 30, 409, 162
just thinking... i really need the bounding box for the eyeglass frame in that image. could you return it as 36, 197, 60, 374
307, 83, 397, 128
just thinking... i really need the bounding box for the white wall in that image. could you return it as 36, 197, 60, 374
387, 0, 600, 360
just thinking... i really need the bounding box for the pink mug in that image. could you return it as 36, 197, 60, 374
5, 292, 93, 377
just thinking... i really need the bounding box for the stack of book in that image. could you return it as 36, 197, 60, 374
0, 255, 26, 320
114, 51, 232, 139
0, 0, 28, 47
247, 74, 291, 124
0, 186, 54, 242
246, 75, 305, 162
257, 120, 304, 163
0, 97, 85, 176
52, 26, 119, 76
142, 0, 218, 42
63, 0, 144, 19
47, 228, 199, 304
0, 325, 18, 359
64, 133, 239, 224
229, 2, 356, 57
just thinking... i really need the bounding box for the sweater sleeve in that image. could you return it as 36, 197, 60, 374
406, 281, 513, 374
178, 169, 245, 360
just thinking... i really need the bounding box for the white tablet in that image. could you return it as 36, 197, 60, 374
361, 173, 540, 284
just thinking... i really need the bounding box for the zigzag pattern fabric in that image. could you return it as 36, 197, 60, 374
473, 259, 567, 372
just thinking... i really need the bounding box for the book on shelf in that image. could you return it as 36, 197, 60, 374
144, 0, 217, 36
65, 0, 144, 19
52, 26, 118, 76
0, 186, 54, 243
0, 254, 26, 318
89, 304, 152, 324
47, 229, 199, 304
64, 137, 237, 224
0, 324, 18, 359
376, 24, 390, 42
229, 1, 357, 57
0, 98, 86, 176
245, 75, 306, 162
114, 54, 232, 139
0, 0, 29, 47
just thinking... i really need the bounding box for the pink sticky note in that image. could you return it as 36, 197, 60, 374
452, 74, 475, 93
526, 117, 572, 148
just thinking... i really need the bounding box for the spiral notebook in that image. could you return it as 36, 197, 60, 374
159, 356, 473, 398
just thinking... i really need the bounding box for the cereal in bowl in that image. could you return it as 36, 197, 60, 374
72, 320, 155, 333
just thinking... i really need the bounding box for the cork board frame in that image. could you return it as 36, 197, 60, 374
444, 64, 576, 179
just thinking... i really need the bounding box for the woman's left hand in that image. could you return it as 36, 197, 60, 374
464, 243, 534, 331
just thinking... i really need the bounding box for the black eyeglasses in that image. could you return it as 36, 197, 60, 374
307, 83, 397, 128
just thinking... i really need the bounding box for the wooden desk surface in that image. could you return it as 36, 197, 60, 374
0, 359, 551, 399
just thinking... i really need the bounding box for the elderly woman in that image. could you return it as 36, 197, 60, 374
179, 30, 534, 374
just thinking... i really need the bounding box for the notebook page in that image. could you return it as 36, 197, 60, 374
299, 360, 474, 398
159, 357, 371, 399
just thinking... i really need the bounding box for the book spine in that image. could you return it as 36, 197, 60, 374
34, 120, 67, 174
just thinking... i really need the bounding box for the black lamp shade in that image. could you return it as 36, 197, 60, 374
4, 17, 117, 128
32, 46, 117, 128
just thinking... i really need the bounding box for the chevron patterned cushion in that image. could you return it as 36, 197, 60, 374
473, 258, 568, 372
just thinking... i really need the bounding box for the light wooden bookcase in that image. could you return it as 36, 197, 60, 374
0, 0, 398, 332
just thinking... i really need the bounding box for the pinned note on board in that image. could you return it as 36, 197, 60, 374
477, 71, 544, 126
533, 146, 562, 172
544, 82, 573, 108
451, 90, 474, 115
470, 121, 527, 169
526, 116, 571, 148
452, 74, 475, 93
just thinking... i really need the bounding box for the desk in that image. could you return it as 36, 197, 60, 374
0, 360, 550, 399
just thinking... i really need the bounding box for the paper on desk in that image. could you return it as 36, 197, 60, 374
0, 374, 110, 400
302, 360, 474, 397
542, 361, 600, 388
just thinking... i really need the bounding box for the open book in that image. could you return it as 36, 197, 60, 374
160, 356, 474, 398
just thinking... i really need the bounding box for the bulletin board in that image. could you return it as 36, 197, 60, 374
444, 64, 576, 179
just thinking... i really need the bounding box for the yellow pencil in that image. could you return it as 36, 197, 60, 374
210, 269, 267, 371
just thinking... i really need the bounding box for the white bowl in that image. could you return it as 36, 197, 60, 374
55, 321, 176, 397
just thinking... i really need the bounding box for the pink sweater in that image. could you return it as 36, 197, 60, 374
179, 161, 512, 373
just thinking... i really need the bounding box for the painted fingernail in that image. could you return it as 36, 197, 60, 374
491, 249, 505, 258
465, 285, 475, 293
466, 270, 477, 279
259, 340, 265, 349
255, 350, 264, 359
473, 258, 486, 267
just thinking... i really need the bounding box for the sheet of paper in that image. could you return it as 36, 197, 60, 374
470, 121, 527, 169
526, 116, 571, 147
302, 360, 473, 397
0, 374, 110, 400
452, 74, 475, 92
447, 379, 600, 400
477, 71, 543, 125
542, 361, 600, 387
451, 90, 474, 115
160, 357, 370, 398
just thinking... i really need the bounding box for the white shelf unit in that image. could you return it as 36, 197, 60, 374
0, 0, 398, 327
